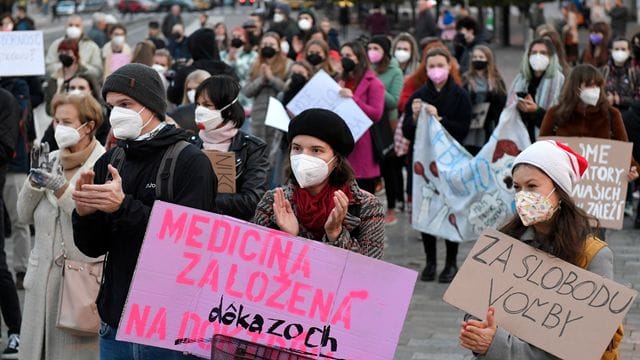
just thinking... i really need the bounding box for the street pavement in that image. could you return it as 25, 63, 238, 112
1, 4, 639, 359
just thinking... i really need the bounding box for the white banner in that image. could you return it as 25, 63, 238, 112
0, 31, 45, 76
412, 106, 531, 241
286, 70, 372, 141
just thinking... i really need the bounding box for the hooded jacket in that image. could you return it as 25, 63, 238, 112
167, 28, 237, 105
72, 125, 217, 329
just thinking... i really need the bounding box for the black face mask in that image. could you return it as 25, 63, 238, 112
230, 38, 244, 49
341, 57, 356, 73
172, 32, 183, 40
471, 60, 488, 71
261, 46, 277, 59
306, 53, 324, 66
59, 54, 74, 67
632, 44, 640, 57
290, 73, 307, 88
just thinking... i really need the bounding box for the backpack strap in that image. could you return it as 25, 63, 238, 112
155, 140, 190, 202
105, 147, 126, 182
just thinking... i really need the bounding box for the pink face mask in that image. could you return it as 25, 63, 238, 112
427, 67, 449, 84
367, 49, 384, 64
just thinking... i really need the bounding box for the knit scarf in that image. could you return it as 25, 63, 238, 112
508, 71, 564, 110
292, 183, 353, 240
60, 138, 97, 180
200, 122, 239, 152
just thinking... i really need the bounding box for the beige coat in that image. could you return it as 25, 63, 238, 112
17, 142, 105, 360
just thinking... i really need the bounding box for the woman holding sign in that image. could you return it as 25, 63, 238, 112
402, 47, 472, 283
459, 140, 623, 359
17, 93, 105, 360
195, 74, 269, 221
539, 64, 639, 176
252, 108, 385, 259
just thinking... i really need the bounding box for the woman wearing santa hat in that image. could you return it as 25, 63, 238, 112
458, 140, 623, 360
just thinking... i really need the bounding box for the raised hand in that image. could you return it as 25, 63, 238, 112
74, 165, 125, 214
29, 163, 66, 192
324, 190, 349, 241
72, 169, 97, 216
459, 306, 497, 355
273, 187, 299, 236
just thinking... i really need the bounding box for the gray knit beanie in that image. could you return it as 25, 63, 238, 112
102, 63, 167, 121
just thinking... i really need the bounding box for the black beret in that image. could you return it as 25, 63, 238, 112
287, 109, 355, 157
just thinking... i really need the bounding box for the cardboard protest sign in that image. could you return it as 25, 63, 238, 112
444, 229, 637, 360
116, 201, 417, 359
541, 137, 632, 229
0, 31, 45, 76
265, 97, 291, 132
469, 102, 490, 130
412, 105, 531, 241
203, 151, 236, 193
286, 70, 372, 141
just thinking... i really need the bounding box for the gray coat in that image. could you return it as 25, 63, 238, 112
242, 59, 291, 157
17, 143, 105, 360
466, 233, 614, 360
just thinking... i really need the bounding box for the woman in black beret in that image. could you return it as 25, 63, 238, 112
252, 108, 385, 259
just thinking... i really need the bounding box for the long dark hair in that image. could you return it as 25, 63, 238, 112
341, 41, 370, 86
499, 164, 598, 265
195, 74, 245, 128
554, 64, 609, 126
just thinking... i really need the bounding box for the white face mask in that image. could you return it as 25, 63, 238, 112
55, 123, 87, 149
394, 49, 411, 63
528, 53, 550, 72
195, 97, 238, 131
280, 40, 290, 54
68, 89, 85, 96
187, 89, 196, 104
273, 13, 285, 23
152, 64, 167, 73
580, 86, 601, 106
66, 25, 82, 39
611, 50, 630, 63
298, 19, 312, 31
112, 35, 126, 46
109, 106, 153, 140
290, 154, 335, 188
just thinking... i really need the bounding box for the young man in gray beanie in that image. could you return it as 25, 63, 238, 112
71, 63, 216, 358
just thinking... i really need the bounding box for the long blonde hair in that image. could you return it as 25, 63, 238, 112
463, 45, 506, 95
249, 32, 289, 80
182, 70, 211, 105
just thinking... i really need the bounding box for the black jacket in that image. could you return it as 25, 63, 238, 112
213, 131, 268, 221
402, 76, 472, 143
72, 125, 217, 328
167, 28, 237, 105
0, 88, 19, 168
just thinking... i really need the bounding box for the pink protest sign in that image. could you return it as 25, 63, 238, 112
116, 201, 417, 359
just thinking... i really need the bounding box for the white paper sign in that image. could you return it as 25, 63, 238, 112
0, 31, 45, 76
286, 70, 373, 141
265, 96, 290, 132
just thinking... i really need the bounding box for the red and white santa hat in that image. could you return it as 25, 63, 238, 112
512, 140, 589, 194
